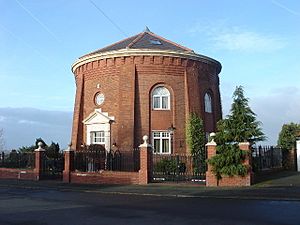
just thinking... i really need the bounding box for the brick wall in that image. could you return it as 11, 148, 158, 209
70, 171, 139, 185
64, 142, 152, 185
0, 146, 44, 181
217, 174, 251, 187
206, 142, 252, 187
71, 54, 222, 154
0, 168, 37, 180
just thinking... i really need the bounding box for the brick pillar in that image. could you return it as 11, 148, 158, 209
283, 148, 297, 171
238, 142, 252, 185
34, 142, 45, 181
205, 133, 218, 187
63, 144, 74, 183
139, 135, 153, 185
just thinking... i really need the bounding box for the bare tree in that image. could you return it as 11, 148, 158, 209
0, 128, 4, 151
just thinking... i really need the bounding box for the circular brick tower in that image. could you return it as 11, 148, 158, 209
71, 28, 222, 154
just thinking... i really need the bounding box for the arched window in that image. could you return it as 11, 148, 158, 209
204, 93, 212, 113
152, 86, 170, 110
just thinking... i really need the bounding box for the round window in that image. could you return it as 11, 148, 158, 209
95, 93, 105, 106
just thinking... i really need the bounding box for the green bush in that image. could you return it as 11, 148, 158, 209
154, 159, 177, 175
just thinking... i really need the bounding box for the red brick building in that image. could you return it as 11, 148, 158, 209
71, 28, 222, 154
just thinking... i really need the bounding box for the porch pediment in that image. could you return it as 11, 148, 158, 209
83, 109, 115, 125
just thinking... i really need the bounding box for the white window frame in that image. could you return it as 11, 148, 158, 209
90, 131, 105, 144
152, 131, 171, 154
152, 86, 170, 110
204, 93, 212, 113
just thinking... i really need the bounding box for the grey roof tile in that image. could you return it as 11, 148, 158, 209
81, 30, 193, 58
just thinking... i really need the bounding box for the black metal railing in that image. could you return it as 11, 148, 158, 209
0, 151, 35, 169
74, 146, 140, 172
152, 154, 206, 183
41, 151, 64, 179
252, 146, 282, 172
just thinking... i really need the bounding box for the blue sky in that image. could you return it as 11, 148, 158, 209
0, 0, 299, 149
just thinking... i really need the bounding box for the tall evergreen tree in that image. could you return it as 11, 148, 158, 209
208, 86, 265, 180
186, 113, 206, 155
186, 113, 206, 173
47, 142, 60, 158
225, 86, 265, 144
277, 123, 300, 152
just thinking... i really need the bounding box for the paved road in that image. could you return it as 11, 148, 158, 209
2, 174, 300, 201
0, 186, 300, 225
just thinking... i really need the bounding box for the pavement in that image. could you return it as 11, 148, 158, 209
0, 171, 300, 201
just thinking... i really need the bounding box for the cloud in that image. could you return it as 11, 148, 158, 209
188, 22, 286, 53
271, 0, 300, 16
219, 85, 300, 145
0, 116, 5, 122
251, 86, 300, 145
0, 107, 72, 150
18, 119, 41, 125
213, 30, 286, 52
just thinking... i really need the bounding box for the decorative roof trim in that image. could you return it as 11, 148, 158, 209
83, 109, 115, 125
72, 49, 222, 74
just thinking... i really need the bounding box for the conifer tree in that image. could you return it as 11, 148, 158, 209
277, 123, 300, 152
277, 123, 300, 169
208, 86, 265, 180
186, 113, 206, 174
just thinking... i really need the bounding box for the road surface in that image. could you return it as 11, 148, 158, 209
0, 186, 300, 225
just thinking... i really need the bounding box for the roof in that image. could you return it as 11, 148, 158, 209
73, 28, 222, 74
81, 28, 193, 58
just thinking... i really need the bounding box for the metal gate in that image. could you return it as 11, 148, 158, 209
252, 146, 283, 172
152, 154, 206, 184
74, 145, 140, 172
41, 152, 64, 180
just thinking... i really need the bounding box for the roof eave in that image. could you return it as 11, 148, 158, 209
71, 49, 221, 74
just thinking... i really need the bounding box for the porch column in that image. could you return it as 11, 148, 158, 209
139, 135, 153, 185
34, 142, 45, 181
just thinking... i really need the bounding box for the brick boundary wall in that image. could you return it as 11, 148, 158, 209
0, 168, 37, 180
70, 171, 140, 185
63, 136, 153, 185
206, 140, 252, 187
0, 143, 45, 181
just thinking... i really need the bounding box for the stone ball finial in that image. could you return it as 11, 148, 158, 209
210, 132, 216, 138
142, 135, 149, 145
38, 142, 43, 148
67, 142, 72, 151
64, 142, 73, 152
35, 141, 45, 151
209, 132, 216, 144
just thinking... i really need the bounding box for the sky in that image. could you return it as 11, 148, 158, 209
0, 0, 299, 150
